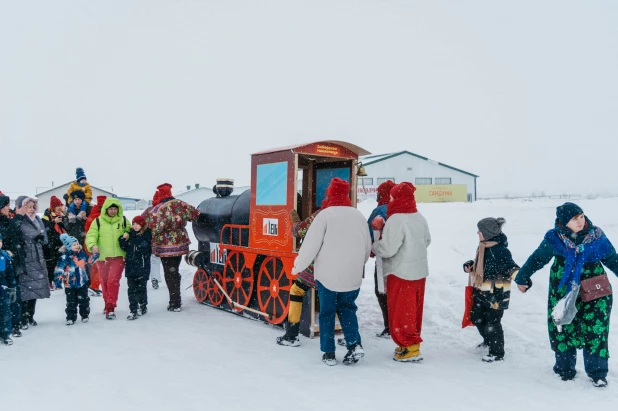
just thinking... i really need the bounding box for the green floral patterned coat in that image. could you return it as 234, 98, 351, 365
515, 221, 618, 358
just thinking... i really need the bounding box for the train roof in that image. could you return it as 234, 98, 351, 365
252, 140, 371, 157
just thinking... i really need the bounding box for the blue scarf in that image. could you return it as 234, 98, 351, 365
545, 220, 613, 289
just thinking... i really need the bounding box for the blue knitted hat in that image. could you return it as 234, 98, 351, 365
60, 234, 78, 249
75, 167, 87, 182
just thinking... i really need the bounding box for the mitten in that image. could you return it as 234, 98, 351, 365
371, 216, 385, 231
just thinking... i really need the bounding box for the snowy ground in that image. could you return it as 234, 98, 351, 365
2, 198, 618, 410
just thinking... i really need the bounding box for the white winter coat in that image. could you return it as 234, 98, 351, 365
292, 206, 371, 292
371, 212, 431, 281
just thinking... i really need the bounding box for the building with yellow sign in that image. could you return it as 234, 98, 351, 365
357, 151, 478, 203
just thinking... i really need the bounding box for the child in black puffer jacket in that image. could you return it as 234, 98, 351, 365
119, 216, 152, 320
463, 217, 522, 363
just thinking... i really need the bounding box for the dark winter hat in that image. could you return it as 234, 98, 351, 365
478, 217, 506, 240
50, 196, 64, 209
0, 195, 10, 209
59, 234, 78, 249
556, 202, 584, 226
70, 190, 86, 200
132, 216, 146, 228
75, 167, 87, 182
157, 183, 173, 200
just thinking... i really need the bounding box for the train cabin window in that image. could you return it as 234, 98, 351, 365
256, 162, 288, 205
315, 167, 350, 207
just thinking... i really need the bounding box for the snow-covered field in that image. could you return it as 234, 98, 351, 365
2, 198, 618, 410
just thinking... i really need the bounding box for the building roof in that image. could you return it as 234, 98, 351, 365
360, 151, 479, 178
253, 140, 371, 157
35, 182, 115, 197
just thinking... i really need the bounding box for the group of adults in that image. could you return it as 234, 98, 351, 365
0, 182, 202, 328
286, 178, 617, 388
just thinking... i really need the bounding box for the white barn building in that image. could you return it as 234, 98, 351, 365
358, 151, 479, 202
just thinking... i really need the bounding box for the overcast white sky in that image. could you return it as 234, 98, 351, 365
1, 0, 617, 200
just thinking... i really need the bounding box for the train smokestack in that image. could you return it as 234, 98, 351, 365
215, 178, 234, 198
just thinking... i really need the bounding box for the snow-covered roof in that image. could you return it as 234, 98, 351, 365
360, 151, 479, 178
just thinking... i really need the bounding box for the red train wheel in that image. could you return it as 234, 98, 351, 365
193, 268, 209, 303
222, 251, 254, 312
207, 271, 225, 306
257, 257, 292, 324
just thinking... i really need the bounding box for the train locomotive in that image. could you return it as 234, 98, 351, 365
186, 140, 370, 337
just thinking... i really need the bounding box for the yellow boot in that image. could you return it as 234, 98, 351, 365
393, 344, 423, 362
394, 346, 405, 355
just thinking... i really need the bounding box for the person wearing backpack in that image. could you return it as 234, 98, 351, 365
85, 198, 130, 319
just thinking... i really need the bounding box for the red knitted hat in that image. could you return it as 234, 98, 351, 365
326, 178, 350, 198
96, 196, 107, 205
377, 180, 396, 205
152, 190, 161, 206
132, 216, 146, 228
50, 196, 63, 209
157, 183, 173, 200
390, 182, 416, 200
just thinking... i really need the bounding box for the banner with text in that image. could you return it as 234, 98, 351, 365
358, 184, 468, 203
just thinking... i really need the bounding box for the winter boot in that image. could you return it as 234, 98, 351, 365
343, 343, 365, 365
127, 312, 138, 321
1, 336, 14, 346
29, 318, 37, 326
322, 352, 337, 366
105, 303, 116, 320
482, 354, 504, 363
66, 320, 75, 326
394, 346, 405, 355
376, 328, 390, 339
276, 322, 300, 347
171, 307, 182, 312
11, 328, 22, 338
140, 306, 148, 316
20, 321, 29, 330
394, 344, 423, 363
152, 279, 159, 290
592, 378, 608, 388
81, 317, 89, 323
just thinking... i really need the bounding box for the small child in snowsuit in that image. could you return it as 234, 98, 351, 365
66, 168, 92, 215
463, 217, 521, 362
119, 216, 152, 320
55, 234, 98, 325
0, 233, 18, 346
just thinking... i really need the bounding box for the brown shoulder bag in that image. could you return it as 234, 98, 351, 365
580, 274, 613, 303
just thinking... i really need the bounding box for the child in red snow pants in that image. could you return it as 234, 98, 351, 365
96, 257, 125, 313
387, 276, 426, 348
